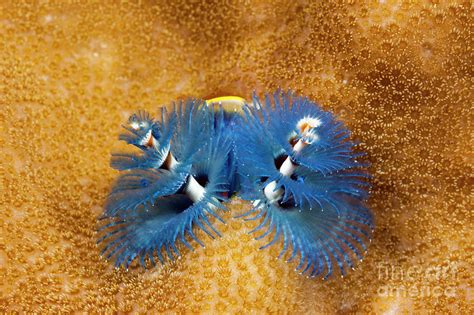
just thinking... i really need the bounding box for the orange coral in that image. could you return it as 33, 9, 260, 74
0, 1, 472, 313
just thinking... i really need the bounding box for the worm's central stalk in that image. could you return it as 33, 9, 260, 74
263, 139, 307, 203
263, 120, 318, 204
149, 134, 206, 203
184, 175, 206, 203
167, 150, 206, 203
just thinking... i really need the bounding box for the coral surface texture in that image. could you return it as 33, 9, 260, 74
0, 1, 472, 313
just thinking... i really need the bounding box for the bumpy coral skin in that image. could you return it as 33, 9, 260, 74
1, 1, 472, 314
99, 101, 234, 269
235, 91, 373, 278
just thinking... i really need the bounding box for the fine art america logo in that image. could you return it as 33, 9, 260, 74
376, 262, 466, 299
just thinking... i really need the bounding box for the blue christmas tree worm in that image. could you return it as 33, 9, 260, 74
98, 92, 373, 279
233, 91, 374, 279
98, 100, 235, 269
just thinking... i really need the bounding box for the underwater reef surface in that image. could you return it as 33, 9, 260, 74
0, 1, 472, 313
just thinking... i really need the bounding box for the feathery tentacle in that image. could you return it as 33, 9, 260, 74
98, 100, 235, 268
234, 90, 373, 278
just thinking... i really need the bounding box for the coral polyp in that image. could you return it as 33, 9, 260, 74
1, 1, 471, 312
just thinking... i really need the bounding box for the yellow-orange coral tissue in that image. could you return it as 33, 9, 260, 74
1, 1, 472, 314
